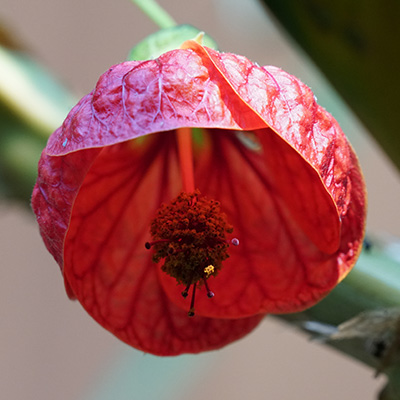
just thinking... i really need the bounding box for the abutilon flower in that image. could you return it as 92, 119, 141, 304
32, 39, 366, 356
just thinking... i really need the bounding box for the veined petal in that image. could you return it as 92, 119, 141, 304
51, 134, 261, 355
32, 41, 366, 355
159, 127, 365, 317
31, 147, 101, 269
45, 50, 266, 157
184, 41, 363, 252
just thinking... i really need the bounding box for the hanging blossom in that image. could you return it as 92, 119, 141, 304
32, 40, 366, 356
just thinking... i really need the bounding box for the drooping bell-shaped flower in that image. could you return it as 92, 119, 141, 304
32, 39, 366, 356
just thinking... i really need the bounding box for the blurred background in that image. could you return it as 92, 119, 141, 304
1, 0, 399, 398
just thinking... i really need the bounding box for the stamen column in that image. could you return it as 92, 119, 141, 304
176, 127, 195, 193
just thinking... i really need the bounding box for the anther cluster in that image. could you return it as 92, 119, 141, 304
148, 190, 233, 286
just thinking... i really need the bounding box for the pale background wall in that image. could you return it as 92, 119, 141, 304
1, 0, 399, 399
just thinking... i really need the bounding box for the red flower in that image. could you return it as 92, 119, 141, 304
32, 40, 366, 356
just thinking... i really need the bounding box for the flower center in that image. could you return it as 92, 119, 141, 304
145, 190, 238, 316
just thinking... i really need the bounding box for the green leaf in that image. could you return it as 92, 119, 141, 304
259, 0, 400, 170
128, 24, 218, 61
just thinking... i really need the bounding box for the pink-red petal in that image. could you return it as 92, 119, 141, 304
60, 135, 262, 354
159, 128, 364, 317
32, 41, 366, 355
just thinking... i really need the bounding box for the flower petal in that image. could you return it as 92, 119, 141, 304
159, 42, 365, 318
32, 146, 101, 270
159, 127, 365, 318
46, 134, 261, 355
185, 41, 364, 252
32, 41, 366, 354
45, 50, 266, 157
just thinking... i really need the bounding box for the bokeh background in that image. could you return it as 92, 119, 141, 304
2, 0, 399, 398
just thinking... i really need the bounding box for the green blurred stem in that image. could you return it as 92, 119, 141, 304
0, 44, 75, 202
301, 246, 400, 324
0, 47, 73, 139
130, 0, 177, 29
277, 244, 400, 397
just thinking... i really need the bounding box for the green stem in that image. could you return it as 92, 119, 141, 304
0, 45, 74, 202
276, 243, 400, 396
130, 0, 176, 29
0, 47, 74, 139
